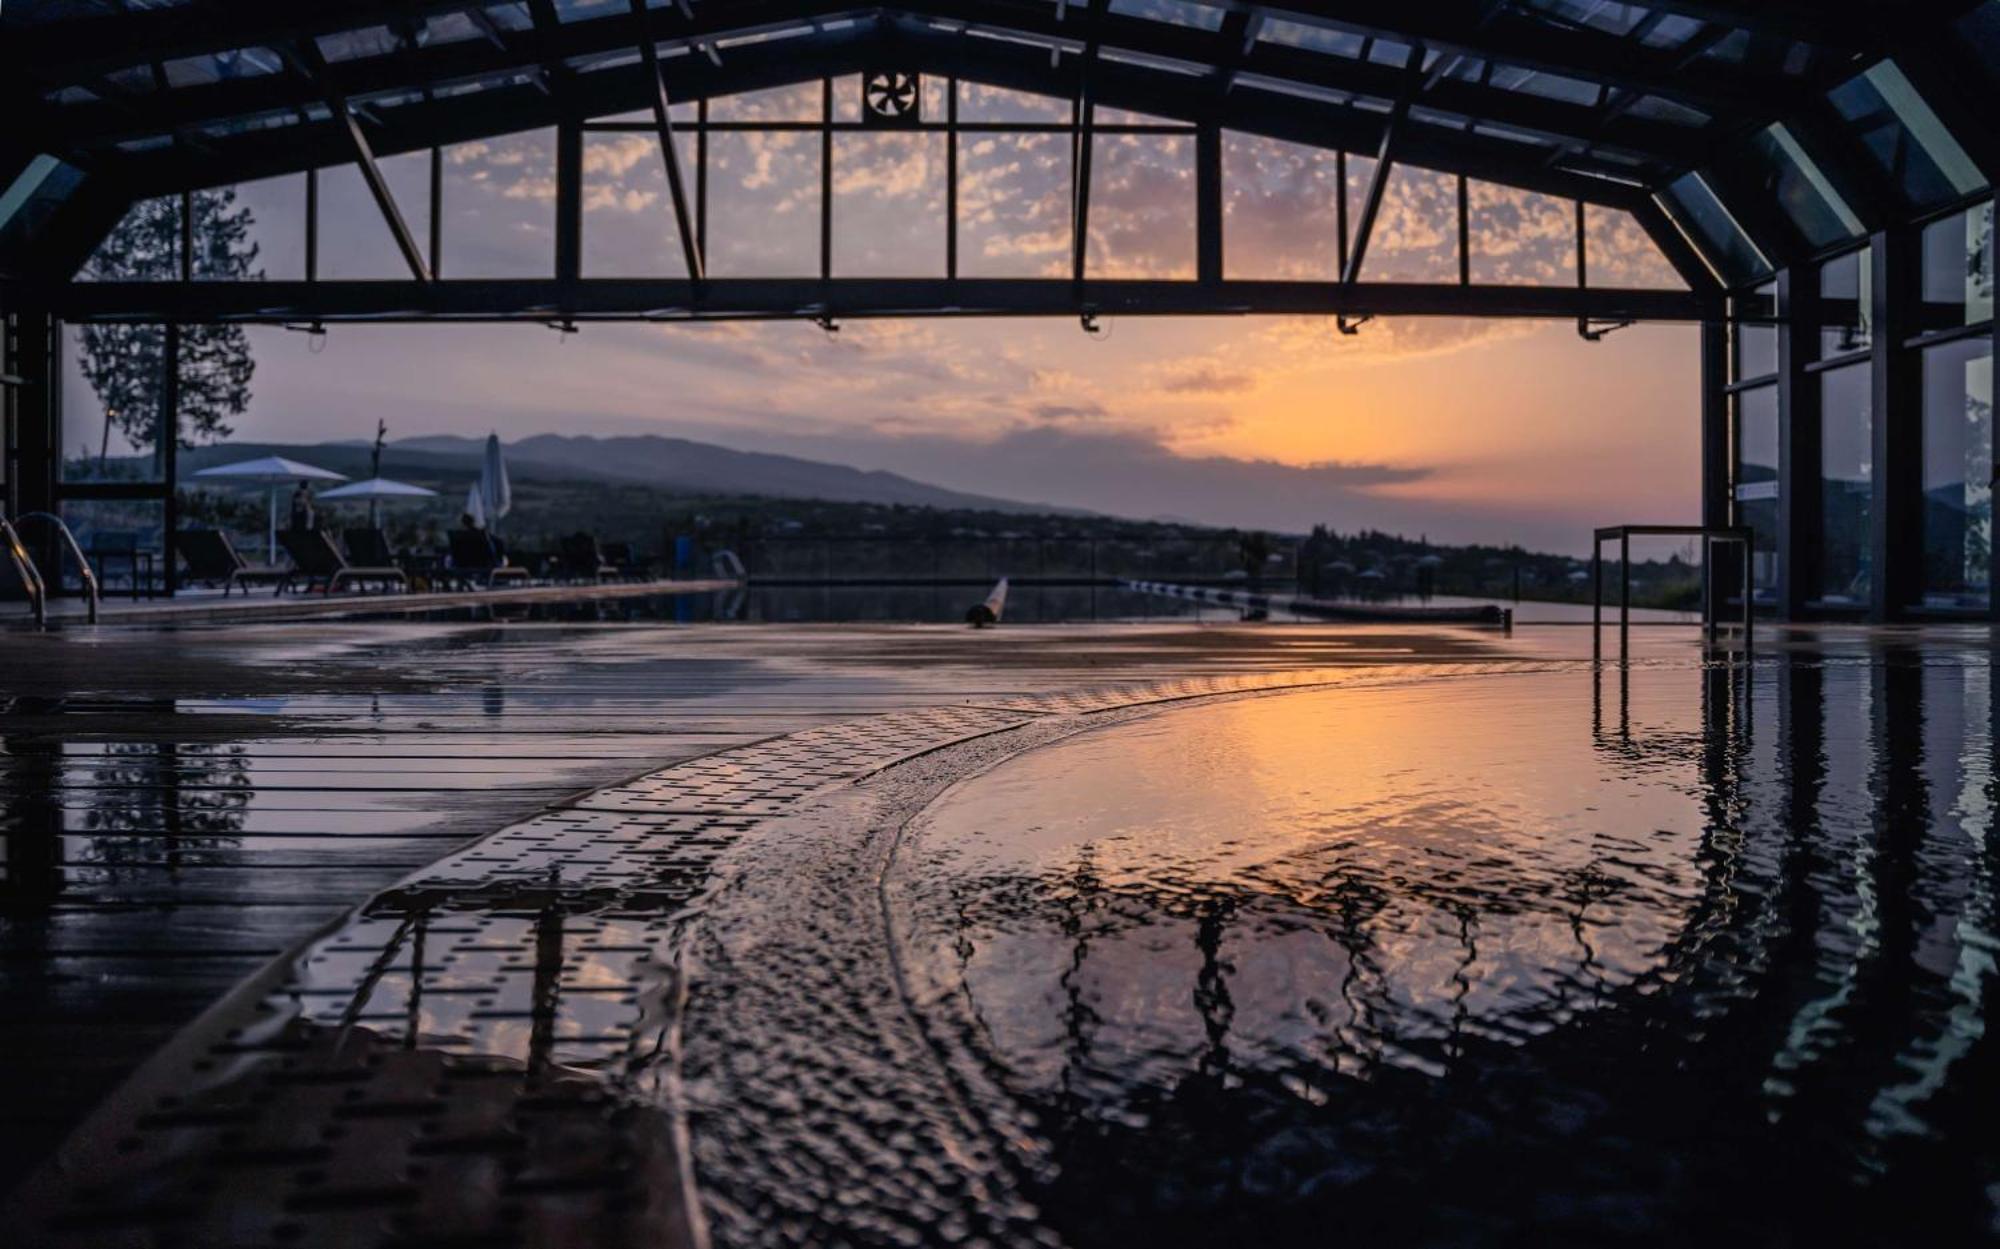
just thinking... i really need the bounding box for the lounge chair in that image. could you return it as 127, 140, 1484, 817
558, 532, 617, 582
342, 526, 397, 568
177, 529, 286, 596
447, 528, 529, 589
277, 528, 407, 595
601, 541, 643, 580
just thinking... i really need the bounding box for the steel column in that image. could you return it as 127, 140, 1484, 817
1700, 318, 1731, 617
1775, 265, 1819, 618
1870, 227, 1921, 621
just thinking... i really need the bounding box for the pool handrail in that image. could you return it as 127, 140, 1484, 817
9, 510, 101, 624
1, 510, 48, 626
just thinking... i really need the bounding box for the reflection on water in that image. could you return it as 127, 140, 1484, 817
898, 648, 2000, 1245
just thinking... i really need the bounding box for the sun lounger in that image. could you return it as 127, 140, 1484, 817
278, 528, 407, 595
177, 529, 285, 596
342, 527, 397, 569
558, 532, 617, 582
446, 529, 530, 589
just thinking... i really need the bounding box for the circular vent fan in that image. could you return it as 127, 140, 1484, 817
863, 71, 920, 122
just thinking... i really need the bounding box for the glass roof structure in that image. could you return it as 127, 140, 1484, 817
2, 0, 1994, 297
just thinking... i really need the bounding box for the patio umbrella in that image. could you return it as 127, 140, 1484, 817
474, 433, 511, 532
318, 476, 438, 526
192, 455, 348, 563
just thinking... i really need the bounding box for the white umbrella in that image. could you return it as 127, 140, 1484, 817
318, 476, 439, 527
463, 479, 486, 530
193, 455, 348, 563
475, 433, 511, 531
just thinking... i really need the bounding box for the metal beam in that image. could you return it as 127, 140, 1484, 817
1070, 0, 1108, 287
39, 0, 1714, 176
51, 276, 1714, 324
289, 43, 432, 282
630, 0, 706, 283
1341, 47, 1423, 287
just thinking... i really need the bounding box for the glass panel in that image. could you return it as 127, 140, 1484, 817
1734, 384, 1780, 598
956, 82, 1071, 124
706, 82, 822, 123
80, 194, 182, 282
706, 131, 820, 277
1919, 201, 1995, 330
1658, 172, 1768, 285
957, 132, 1070, 278
61, 323, 166, 483
1466, 182, 1573, 287
581, 131, 695, 277
441, 128, 556, 278
1921, 337, 1993, 608
1359, 165, 1458, 283
316, 154, 432, 279
208, 175, 304, 281
1085, 132, 1195, 279
1582, 204, 1683, 289
1827, 60, 1985, 211
0, 155, 86, 260
1222, 131, 1340, 280
1735, 283, 1778, 381
1109, 0, 1226, 30
832, 132, 947, 277
1818, 363, 1873, 605
1818, 246, 1872, 358
61, 499, 166, 597
1745, 123, 1862, 248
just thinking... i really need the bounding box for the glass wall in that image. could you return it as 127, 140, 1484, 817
1818, 363, 1873, 606
1920, 200, 1995, 330
1921, 337, 1993, 609
1734, 385, 1779, 597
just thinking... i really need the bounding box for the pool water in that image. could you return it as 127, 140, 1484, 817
868, 654, 1999, 1246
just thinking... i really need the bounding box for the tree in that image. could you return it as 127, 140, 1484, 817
77, 189, 260, 468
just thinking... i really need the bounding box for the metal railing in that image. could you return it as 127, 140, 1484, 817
1, 509, 101, 625
1, 511, 48, 626
1592, 524, 1752, 657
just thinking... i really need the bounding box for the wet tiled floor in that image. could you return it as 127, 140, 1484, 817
21, 620, 1978, 1247
0, 619, 1531, 1194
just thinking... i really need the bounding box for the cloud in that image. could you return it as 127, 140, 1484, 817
1157, 362, 1258, 395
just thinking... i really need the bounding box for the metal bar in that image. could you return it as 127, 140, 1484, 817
428, 145, 443, 277
1335, 148, 1348, 276
1340, 48, 1422, 287
1591, 538, 1602, 659
820, 76, 832, 282
337, 102, 433, 283
54, 277, 1716, 323
1619, 531, 1630, 655
696, 97, 708, 263
1196, 119, 1222, 285
1456, 174, 1469, 287
305, 167, 319, 282
161, 321, 179, 597
630, 0, 705, 284
555, 116, 581, 288
946, 76, 958, 282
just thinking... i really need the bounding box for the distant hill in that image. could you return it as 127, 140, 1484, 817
381, 433, 1076, 515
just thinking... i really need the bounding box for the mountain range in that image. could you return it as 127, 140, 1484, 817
178, 433, 1075, 516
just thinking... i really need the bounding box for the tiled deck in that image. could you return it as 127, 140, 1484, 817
1, 618, 1700, 1244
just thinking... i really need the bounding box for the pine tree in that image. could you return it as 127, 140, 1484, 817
77, 189, 260, 468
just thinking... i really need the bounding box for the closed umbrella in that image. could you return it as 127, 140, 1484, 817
476, 433, 511, 531
192, 455, 348, 563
